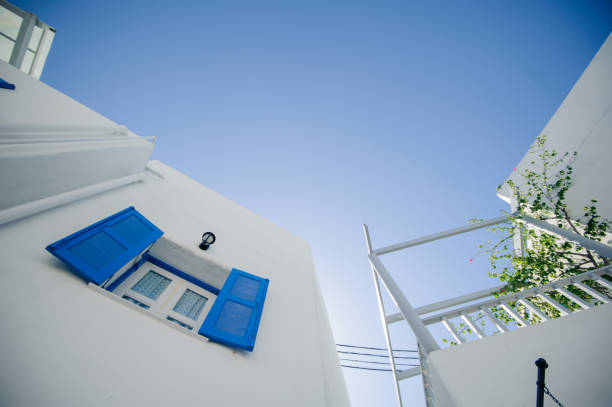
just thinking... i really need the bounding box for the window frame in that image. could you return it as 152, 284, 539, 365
112, 260, 217, 332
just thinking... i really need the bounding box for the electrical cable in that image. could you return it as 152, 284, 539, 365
336, 343, 417, 352
340, 358, 419, 367
337, 350, 419, 359
341, 365, 392, 372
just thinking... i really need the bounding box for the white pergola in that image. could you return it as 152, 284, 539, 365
363, 214, 612, 407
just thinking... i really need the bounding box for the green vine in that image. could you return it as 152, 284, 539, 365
443, 135, 611, 345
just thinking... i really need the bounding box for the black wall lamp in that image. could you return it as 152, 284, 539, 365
199, 232, 216, 251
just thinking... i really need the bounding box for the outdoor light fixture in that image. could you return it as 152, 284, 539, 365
199, 232, 216, 251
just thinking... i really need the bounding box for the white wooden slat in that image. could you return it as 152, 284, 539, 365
480, 306, 508, 333
460, 313, 485, 339
573, 281, 609, 303
397, 367, 421, 381
500, 303, 529, 327
441, 318, 465, 344
537, 293, 570, 316
518, 298, 549, 322
593, 276, 612, 291
555, 287, 591, 309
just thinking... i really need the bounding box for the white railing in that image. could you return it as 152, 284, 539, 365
418, 265, 611, 345
363, 215, 612, 407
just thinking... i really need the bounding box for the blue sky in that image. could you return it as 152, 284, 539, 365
17, 1, 612, 405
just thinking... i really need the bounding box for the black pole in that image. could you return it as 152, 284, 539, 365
535, 358, 548, 407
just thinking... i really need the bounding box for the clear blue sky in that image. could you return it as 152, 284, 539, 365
17, 0, 612, 405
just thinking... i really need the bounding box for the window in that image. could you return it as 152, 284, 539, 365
46, 207, 269, 351
112, 262, 216, 332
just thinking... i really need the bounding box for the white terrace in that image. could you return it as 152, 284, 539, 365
363, 216, 612, 407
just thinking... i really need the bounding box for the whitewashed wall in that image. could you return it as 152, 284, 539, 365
0, 58, 349, 406
498, 33, 612, 224
0, 160, 350, 406
0, 60, 153, 210
427, 303, 612, 407
0, 59, 117, 128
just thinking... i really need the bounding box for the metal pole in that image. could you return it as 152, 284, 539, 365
363, 224, 403, 407
519, 214, 612, 260
374, 216, 508, 256
535, 358, 548, 407
368, 253, 440, 354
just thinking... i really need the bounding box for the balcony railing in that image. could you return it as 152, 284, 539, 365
363, 214, 612, 407
414, 264, 610, 345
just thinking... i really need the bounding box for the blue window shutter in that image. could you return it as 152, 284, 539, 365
46, 207, 163, 285
0, 77, 15, 90
199, 269, 269, 352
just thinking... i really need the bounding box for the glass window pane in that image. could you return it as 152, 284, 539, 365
0, 6, 23, 40
20, 49, 34, 73
28, 25, 42, 51
173, 289, 208, 320
122, 295, 150, 309
0, 34, 14, 62
131, 270, 171, 300
167, 316, 192, 330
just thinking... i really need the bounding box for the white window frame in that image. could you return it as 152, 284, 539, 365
112, 261, 217, 332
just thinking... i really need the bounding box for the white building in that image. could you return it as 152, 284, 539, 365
0, 0, 55, 80
0, 38, 351, 406
365, 33, 612, 407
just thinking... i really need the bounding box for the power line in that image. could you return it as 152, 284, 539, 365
340, 357, 419, 367
341, 365, 392, 372
336, 343, 418, 353
337, 350, 419, 359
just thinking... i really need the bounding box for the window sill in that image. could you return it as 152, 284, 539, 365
88, 282, 211, 345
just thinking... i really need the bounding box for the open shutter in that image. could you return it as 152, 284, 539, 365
199, 268, 269, 351
46, 207, 163, 285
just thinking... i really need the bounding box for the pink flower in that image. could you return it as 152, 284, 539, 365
513, 168, 517, 172
500, 288, 505, 292
469, 258, 473, 263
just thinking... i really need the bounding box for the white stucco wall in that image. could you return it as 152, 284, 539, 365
0, 160, 350, 406
0, 59, 154, 211
498, 33, 612, 223
427, 303, 612, 407
0, 59, 118, 128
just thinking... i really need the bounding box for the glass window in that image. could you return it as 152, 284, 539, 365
131, 270, 171, 300
123, 295, 150, 309
0, 34, 14, 62
166, 316, 192, 330
0, 5, 23, 40
28, 25, 42, 51
20, 49, 34, 73
173, 289, 208, 320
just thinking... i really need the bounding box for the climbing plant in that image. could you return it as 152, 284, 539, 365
480, 135, 610, 321
444, 136, 611, 344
